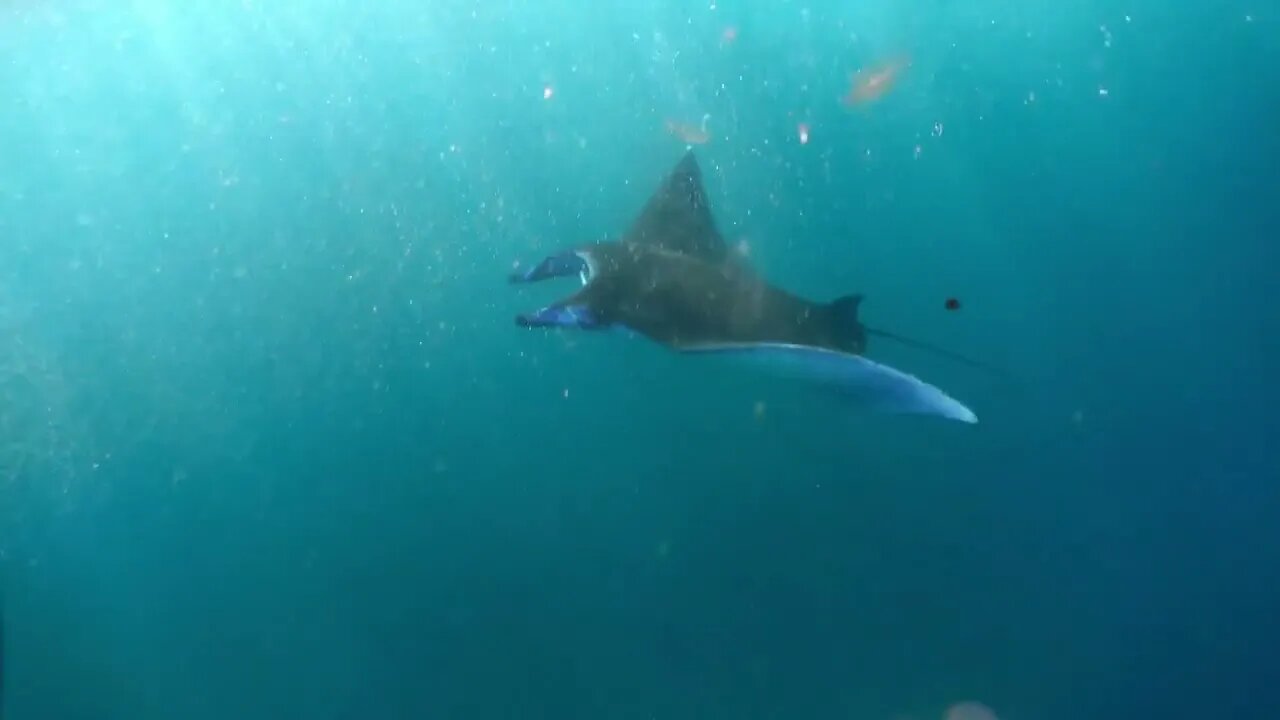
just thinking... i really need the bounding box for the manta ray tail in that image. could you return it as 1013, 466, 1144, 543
828, 293, 1006, 377
863, 326, 1008, 377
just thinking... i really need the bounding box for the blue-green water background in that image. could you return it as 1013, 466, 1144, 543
2, 1, 1277, 718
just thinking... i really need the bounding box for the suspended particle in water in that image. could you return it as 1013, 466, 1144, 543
543, 85, 554, 100
797, 122, 810, 144
945, 702, 999, 720
945, 297, 961, 311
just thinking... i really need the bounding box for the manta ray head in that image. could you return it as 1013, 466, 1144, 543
509, 149, 728, 332
508, 248, 613, 329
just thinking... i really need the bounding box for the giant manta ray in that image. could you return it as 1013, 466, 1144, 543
509, 150, 979, 423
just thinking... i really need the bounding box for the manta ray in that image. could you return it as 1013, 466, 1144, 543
509, 150, 980, 423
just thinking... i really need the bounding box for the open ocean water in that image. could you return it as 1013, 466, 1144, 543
1, 1, 1277, 718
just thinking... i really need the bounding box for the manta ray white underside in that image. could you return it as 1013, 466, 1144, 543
680, 342, 978, 423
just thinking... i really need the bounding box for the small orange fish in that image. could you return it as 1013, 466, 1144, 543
665, 114, 712, 144
844, 55, 909, 106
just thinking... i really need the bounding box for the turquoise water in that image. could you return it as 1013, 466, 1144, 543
2, 1, 1277, 718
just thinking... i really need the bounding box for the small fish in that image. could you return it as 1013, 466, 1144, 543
665, 113, 712, 144
945, 297, 961, 311
844, 55, 910, 106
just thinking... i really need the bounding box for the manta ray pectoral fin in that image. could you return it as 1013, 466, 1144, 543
621, 150, 730, 262
509, 250, 595, 285
679, 342, 978, 423
516, 303, 607, 330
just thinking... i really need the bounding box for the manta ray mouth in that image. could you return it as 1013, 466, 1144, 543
572, 250, 597, 286
509, 249, 605, 329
